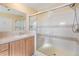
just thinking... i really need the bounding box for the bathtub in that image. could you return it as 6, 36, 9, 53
36, 33, 79, 56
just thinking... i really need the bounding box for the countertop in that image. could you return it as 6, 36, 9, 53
0, 32, 34, 44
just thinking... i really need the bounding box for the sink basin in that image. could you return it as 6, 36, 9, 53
11, 31, 26, 35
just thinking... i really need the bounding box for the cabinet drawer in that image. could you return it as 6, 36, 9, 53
0, 44, 8, 52
0, 50, 8, 56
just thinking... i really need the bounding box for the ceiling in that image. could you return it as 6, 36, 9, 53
0, 5, 25, 16
23, 3, 66, 12
0, 3, 69, 15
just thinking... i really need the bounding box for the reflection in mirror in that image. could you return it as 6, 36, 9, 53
0, 5, 26, 33
29, 16, 37, 32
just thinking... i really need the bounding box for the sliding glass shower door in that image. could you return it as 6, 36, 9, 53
29, 5, 79, 56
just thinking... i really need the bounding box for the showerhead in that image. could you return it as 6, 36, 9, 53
69, 3, 76, 9
71, 3, 79, 33
69, 3, 75, 7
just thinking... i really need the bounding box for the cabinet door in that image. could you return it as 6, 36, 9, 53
10, 40, 26, 56
0, 50, 8, 56
25, 37, 34, 56
0, 44, 9, 56
0, 44, 8, 52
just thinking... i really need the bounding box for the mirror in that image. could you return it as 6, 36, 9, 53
0, 5, 26, 33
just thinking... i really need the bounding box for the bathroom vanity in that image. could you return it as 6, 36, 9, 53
0, 4, 35, 56
0, 32, 34, 56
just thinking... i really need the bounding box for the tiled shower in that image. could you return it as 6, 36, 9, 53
29, 4, 79, 56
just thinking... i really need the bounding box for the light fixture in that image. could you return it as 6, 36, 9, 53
7, 8, 10, 11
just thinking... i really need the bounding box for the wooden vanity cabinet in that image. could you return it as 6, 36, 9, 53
0, 36, 34, 56
9, 36, 34, 56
